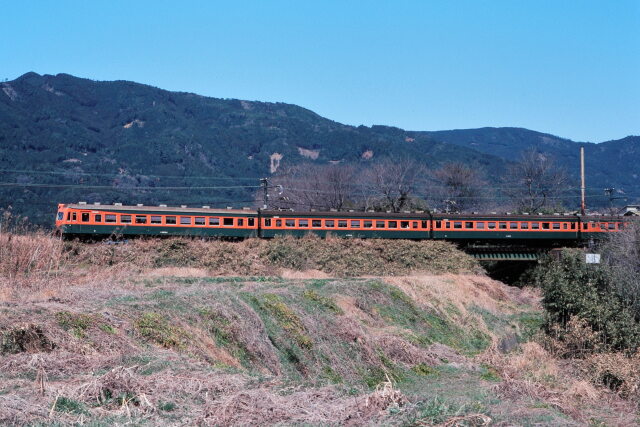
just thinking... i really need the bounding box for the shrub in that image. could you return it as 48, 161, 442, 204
531, 250, 640, 353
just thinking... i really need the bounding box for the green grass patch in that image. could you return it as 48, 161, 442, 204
134, 312, 188, 349
54, 396, 89, 415
55, 311, 94, 338
303, 289, 343, 314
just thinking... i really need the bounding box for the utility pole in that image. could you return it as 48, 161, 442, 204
580, 146, 586, 215
260, 178, 269, 209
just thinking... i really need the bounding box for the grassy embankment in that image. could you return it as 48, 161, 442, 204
0, 233, 637, 425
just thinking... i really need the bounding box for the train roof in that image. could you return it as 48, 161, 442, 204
62, 203, 258, 215
259, 209, 428, 218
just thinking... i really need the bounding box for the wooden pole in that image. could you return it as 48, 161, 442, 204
580, 146, 586, 215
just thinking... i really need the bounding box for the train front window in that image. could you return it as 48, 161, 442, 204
57, 212, 64, 221
121, 215, 132, 224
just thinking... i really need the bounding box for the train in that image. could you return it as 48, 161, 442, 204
55, 202, 626, 243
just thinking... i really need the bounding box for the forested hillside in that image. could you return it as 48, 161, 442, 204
0, 72, 637, 225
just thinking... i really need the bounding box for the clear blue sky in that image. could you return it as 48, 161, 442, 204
1, 0, 638, 142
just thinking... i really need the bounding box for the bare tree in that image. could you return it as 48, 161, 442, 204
601, 220, 640, 316
361, 159, 427, 212
264, 163, 357, 211
432, 162, 487, 212
505, 148, 569, 213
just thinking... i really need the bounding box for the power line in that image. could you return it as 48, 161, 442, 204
0, 182, 260, 190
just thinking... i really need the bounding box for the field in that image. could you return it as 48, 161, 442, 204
0, 234, 637, 425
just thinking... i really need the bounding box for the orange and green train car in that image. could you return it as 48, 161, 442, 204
55, 203, 627, 242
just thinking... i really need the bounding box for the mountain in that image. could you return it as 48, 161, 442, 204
0, 72, 637, 225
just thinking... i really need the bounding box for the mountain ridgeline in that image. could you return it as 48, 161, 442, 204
0, 72, 638, 225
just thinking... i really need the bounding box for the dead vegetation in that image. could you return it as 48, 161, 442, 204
1, 231, 639, 425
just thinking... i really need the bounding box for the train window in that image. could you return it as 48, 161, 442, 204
57, 212, 64, 221
166, 216, 177, 224
312, 220, 322, 227
237, 218, 244, 226
521, 223, 528, 229
264, 218, 271, 227
465, 222, 473, 229
412, 222, 418, 229
421, 220, 428, 229
248, 218, 255, 227
223, 218, 234, 226
181, 217, 192, 225
599, 223, 606, 230
299, 219, 309, 227
106, 214, 116, 223
571, 223, 576, 230
81, 213, 89, 222
285, 219, 295, 227
376, 221, 385, 228
444, 221, 450, 229
552, 223, 560, 230
542, 223, 550, 230
488, 222, 496, 229
194, 217, 205, 225
563, 223, 568, 229
510, 222, 518, 229
608, 223, 615, 230
151, 216, 162, 224
325, 220, 334, 227
338, 220, 347, 228
209, 217, 220, 226
531, 222, 539, 229
364, 221, 373, 228
121, 215, 132, 224
351, 220, 361, 228
94, 214, 102, 222
401, 221, 409, 229
454, 222, 462, 229
499, 222, 507, 229
477, 222, 485, 229
136, 216, 148, 224
435, 221, 441, 228
72, 212, 77, 221
388, 221, 397, 228
66, 212, 71, 220
275, 220, 282, 227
